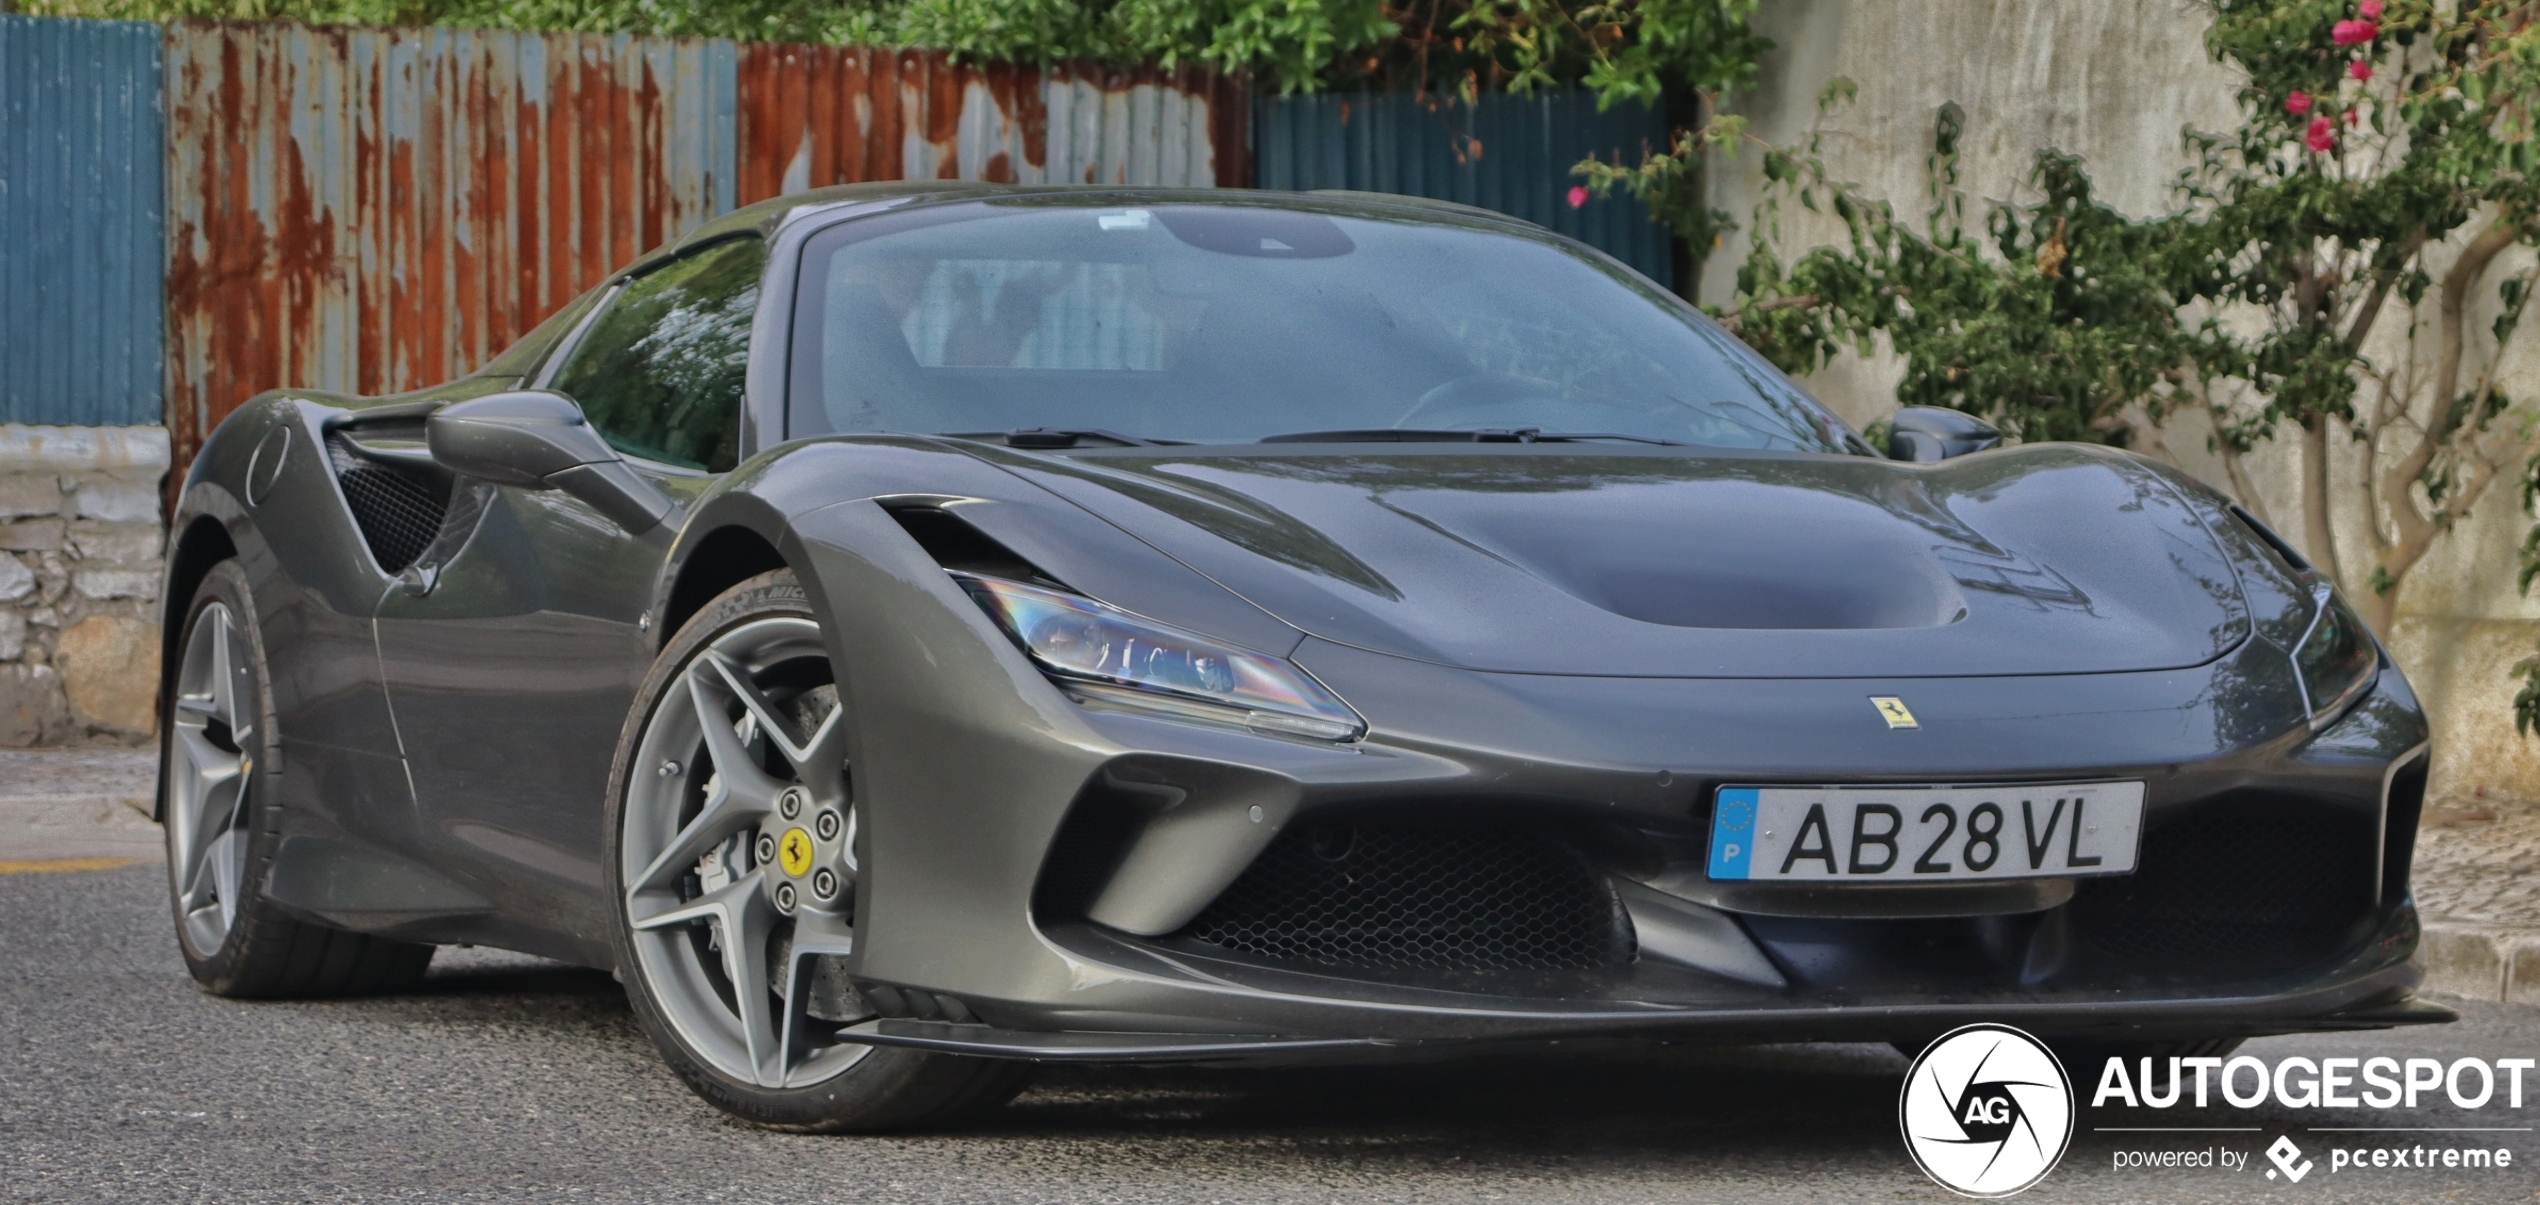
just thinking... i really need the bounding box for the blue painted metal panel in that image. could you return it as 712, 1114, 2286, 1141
1253, 90, 1673, 290
0, 16, 164, 427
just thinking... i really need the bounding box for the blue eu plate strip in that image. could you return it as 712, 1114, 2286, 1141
1710, 787, 1758, 880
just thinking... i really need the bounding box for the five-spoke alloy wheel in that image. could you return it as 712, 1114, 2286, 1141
167, 596, 256, 959
608, 571, 1031, 1130
621, 610, 868, 1090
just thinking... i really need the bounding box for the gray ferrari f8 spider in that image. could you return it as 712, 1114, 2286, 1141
159, 184, 2445, 1130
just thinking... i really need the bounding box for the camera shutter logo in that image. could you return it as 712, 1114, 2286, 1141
1899, 1024, 2074, 1197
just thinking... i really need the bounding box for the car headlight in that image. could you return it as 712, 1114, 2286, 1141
2291, 583, 2376, 728
956, 574, 1366, 742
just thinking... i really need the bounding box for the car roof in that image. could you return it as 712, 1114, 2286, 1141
659, 182, 1543, 264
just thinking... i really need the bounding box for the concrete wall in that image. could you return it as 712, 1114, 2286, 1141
1708, 0, 2540, 805
0, 426, 167, 747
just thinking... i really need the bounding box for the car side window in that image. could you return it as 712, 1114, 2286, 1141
549, 237, 765, 472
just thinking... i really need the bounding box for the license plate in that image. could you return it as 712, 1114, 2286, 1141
1706, 782, 2144, 882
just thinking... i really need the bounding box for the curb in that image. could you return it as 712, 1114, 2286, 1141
2418, 921, 2540, 1004
0, 789, 158, 861
0, 748, 158, 862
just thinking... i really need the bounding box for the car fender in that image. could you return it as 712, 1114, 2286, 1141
659, 436, 1301, 655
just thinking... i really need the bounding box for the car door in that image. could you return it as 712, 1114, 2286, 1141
371, 235, 766, 954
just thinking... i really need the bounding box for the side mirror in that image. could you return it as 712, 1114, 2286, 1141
427, 391, 674, 534
1887, 406, 2004, 463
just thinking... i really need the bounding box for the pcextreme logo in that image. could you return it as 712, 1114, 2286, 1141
1899, 1024, 2075, 1197
2266, 1135, 2313, 1183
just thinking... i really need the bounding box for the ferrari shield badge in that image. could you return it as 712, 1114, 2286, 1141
1871, 696, 1919, 729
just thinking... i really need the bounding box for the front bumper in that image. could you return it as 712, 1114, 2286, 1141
800, 507, 2436, 1057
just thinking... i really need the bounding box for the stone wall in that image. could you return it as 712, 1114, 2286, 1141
0, 426, 168, 747
1706, 0, 2540, 806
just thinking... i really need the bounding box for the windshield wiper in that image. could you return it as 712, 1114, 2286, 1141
944, 428, 1174, 449
1527, 431, 1686, 446
1257, 428, 1683, 446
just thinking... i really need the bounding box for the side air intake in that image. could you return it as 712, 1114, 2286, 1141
326, 429, 450, 575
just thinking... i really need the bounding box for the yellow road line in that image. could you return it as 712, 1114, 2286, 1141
0, 856, 149, 874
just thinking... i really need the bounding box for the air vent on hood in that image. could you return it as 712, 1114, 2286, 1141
1393, 484, 1970, 630
882, 503, 1067, 588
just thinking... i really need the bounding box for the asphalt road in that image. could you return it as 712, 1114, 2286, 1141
4, 863, 2537, 1204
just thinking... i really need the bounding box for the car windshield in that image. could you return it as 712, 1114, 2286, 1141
786, 197, 1863, 454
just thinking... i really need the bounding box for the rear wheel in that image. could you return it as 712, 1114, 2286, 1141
164, 560, 434, 997
606, 570, 1032, 1131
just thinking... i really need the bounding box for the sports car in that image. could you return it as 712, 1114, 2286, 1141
159, 183, 2447, 1131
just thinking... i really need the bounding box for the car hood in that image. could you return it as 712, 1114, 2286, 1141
988, 443, 2250, 679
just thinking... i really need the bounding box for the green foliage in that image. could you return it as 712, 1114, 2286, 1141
1723, 1, 2539, 585
1717, 101, 2204, 445
33, 0, 1774, 104
1441, 0, 1770, 262
29, 0, 1396, 92
1705, 0, 2540, 736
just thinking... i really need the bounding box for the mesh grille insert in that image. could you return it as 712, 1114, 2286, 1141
2069, 795, 2374, 970
1177, 824, 1632, 972
327, 433, 449, 574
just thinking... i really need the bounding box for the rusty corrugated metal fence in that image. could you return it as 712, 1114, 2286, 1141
162, 22, 740, 478
158, 20, 1242, 483
2, 15, 1676, 480
0, 16, 164, 427
735, 45, 1244, 199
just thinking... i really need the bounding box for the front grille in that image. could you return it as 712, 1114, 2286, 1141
2069, 794, 2375, 971
1177, 823, 1633, 972
327, 433, 449, 574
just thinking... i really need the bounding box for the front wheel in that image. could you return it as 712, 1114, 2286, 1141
605, 570, 1032, 1131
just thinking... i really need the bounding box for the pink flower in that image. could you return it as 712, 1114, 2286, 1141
2306, 115, 2337, 152
2344, 107, 2360, 125
2349, 58, 2372, 81
2286, 90, 2313, 114
1566, 186, 1589, 209
2358, 0, 2382, 17
2333, 17, 2377, 44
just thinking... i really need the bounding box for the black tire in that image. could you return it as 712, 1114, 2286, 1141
604, 569, 1033, 1132
164, 559, 435, 998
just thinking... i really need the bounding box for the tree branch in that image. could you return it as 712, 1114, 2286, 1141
2381, 215, 2520, 565
2343, 230, 2429, 350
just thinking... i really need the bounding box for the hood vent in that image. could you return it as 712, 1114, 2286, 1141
882, 502, 1068, 589
1391, 483, 1970, 630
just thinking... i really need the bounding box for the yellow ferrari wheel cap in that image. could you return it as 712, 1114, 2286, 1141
778, 827, 815, 877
